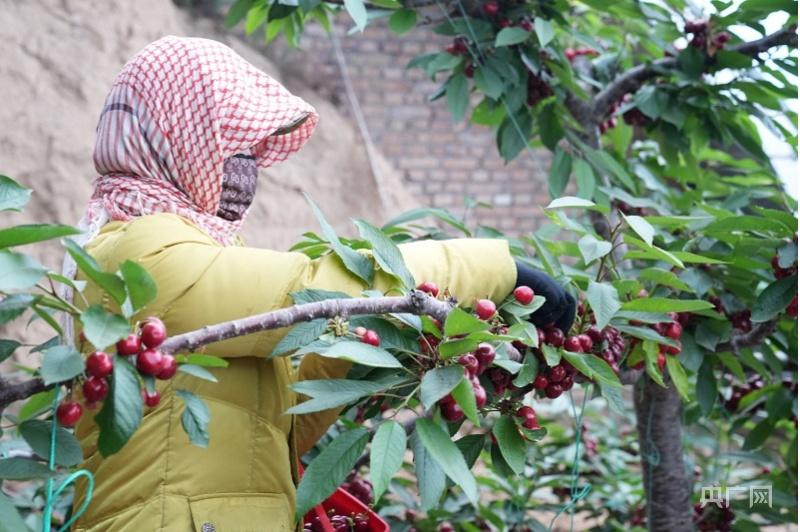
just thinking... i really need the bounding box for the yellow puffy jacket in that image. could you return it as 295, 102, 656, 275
72, 213, 516, 531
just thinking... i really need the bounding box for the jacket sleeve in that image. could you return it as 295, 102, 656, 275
292, 238, 516, 454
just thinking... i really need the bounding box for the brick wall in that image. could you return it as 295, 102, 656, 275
268, 18, 552, 234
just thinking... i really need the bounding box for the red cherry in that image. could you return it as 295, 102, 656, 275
545, 383, 563, 399
473, 381, 487, 408
417, 281, 440, 297
82, 376, 109, 403
565, 47, 577, 61
475, 299, 496, 320
498, 17, 511, 27
522, 414, 540, 430
520, 19, 533, 32
533, 375, 548, 390
353, 326, 367, 337
665, 322, 683, 340
513, 286, 535, 305
482, 1, 499, 16
458, 354, 479, 376
157, 354, 178, 380
663, 340, 682, 356
577, 334, 593, 352
85, 351, 113, 378
548, 365, 566, 383
517, 405, 535, 418
537, 328, 547, 346
143, 389, 161, 408
440, 399, 464, 421
136, 348, 164, 376
445, 43, 459, 55
657, 352, 666, 371
475, 343, 496, 370
545, 328, 565, 347
56, 401, 83, 427
362, 330, 381, 346
788, 295, 798, 318
140, 318, 167, 349
116, 334, 141, 356
564, 336, 582, 353
562, 375, 574, 390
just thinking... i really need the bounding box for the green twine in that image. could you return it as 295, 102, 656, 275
42, 392, 94, 532
547, 386, 593, 531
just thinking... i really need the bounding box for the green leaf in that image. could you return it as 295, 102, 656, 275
388, 8, 416, 34
642, 340, 665, 387
18, 388, 58, 421
445, 73, 470, 123
176, 389, 211, 448
95, 358, 143, 457
615, 324, 677, 347
412, 430, 446, 510
40, 345, 84, 385
751, 275, 797, 322
444, 307, 491, 336
271, 319, 327, 356
0, 492, 29, 532
538, 101, 564, 150
705, 215, 792, 236
0, 224, 80, 249
0, 175, 32, 212
177, 364, 218, 383
495, 27, 531, 47
578, 234, 612, 264
533, 18, 554, 46
585, 149, 635, 191
225, 0, 255, 27
175, 354, 229, 368
574, 159, 596, 199
474, 63, 504, 100
415, 418, 478, 504
678, 46, 705, 78
492, 416, 526, 474
304, 195, 373, 284
291, 289, 351, 305
319, 341, 402, 368
548, 148, 572, 199
513, 353, 539, 387
383, 206, 470, 236
506, 321, 539, 347
622, 214, 655, 246
296, 428, 369, 518
370, 421, 407, 500
19, 419, 83, 466
0, 295, 34, 326
540, 343, 561, 366
451, 377, 479, 424
119, 260, 157, 312
455, 434, 485, 469
622, 298, 714, 313
344, 0, 368, 31
586, 281, 620, 329
743, 418, 775, 451
287, 379, 392, 414
0, 252, 46, 291
639, 268, 691, 292
545, 196, 596, 209
0, 457, 54, 480
64, 239, 127, 305
697, 359, 717, 415
420, 366, 464, 410
665, 356, 689, 402
718, 352, 746, 381
80, 305, 130, 351
354, 219, 415, 289
438, 338, 479, 359
0, 339, 21, 363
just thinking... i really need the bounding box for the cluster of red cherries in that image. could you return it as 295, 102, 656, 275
56, 318, 174, 428
304, 510, 371, 532
693, 502, 735, 531
685, 19, 731, 51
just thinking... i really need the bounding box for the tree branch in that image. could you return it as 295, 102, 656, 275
717, 318, 778, 354
591, 25, 798, 122
160, 290, 455, 354
0, 377, 51, 416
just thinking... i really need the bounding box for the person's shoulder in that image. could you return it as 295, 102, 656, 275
92, 213, 218, 256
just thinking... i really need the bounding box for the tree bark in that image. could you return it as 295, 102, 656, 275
634, 376, 692, 531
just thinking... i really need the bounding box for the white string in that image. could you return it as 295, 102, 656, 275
329, 29, 394, 210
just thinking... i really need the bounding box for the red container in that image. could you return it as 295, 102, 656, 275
299, 466, 389, 532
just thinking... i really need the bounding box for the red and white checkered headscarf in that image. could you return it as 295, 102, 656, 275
83, 35, 318, 245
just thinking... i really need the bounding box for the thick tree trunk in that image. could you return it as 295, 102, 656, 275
634, 376, 693, 531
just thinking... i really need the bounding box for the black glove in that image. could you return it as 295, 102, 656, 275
515, 261, 576, 334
